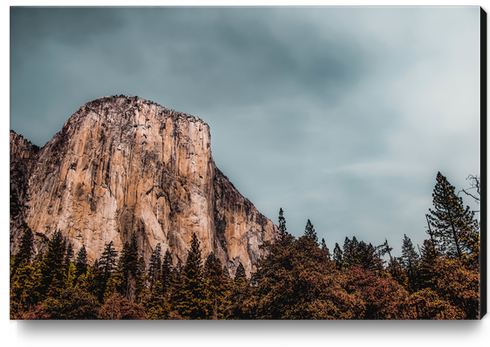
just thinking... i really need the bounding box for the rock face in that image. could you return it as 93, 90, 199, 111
10, 131, 40, 249
10, 95, 278, 276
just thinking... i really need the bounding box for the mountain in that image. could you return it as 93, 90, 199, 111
10, 95, 279, 276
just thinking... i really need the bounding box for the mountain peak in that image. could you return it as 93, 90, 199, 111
10, 95, 278, 276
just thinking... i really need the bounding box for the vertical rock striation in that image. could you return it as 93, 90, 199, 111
11, 95, 278, 276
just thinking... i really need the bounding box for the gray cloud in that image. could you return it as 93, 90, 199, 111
10, 7, 480, 255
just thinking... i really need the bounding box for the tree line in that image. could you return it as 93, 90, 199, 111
10, 171, 480, 319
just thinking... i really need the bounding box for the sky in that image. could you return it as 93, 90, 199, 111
9, 6, 481, 256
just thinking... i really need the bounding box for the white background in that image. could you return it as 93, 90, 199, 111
2, 1, 489, 346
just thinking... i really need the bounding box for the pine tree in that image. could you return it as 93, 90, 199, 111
99, 241, 118, 275
11, 224, 34, 277
427, 172, 478, 260
333, 243, 343, 270
204, 252, 229, 319
75, 245, 88, 279
160, 249, 173, 295
118, 234, 141, 302
357, 240, 383, 272
401, 234, 420, 293
65, 241, 74, 264
419, 239, 439, 289
176, 233, 207, 319
225, 262, 251, 319
278, 208, 287, 238
148, 243, 162, 290
304, 219, 318, 243
343, 236, 360, 268
39, 230, 67, 298
234, 262, 246, 281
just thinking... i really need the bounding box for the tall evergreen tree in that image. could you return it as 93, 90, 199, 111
160, 249, 173, 295
176, 233, 207, 319
343, 236, 360, 268
204, 252, 229, 319
427, 172, 478, 260
401, 234, 420, 293
12, 224, 34, 277
225, 262, 251, 319
234, 262, 246, 281
39, 230, 67, 298
75, 245, 88, 278
278, 208, 287, 238
99, 241, 118, 275
148, 243, 162, 290
65, 241, 74, 264
118, 234, 142, 302
304, 219, 318, 243
333, 243, 343, 270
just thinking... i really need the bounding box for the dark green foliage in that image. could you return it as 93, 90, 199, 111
10, 261, 42, 316
225, 264, 252, 319
160, 249, 173, 294
148, 243, 162, 290
76, 265, 107, 303
234, 262, 246, 281
320, 238, 330, 260
11, 224, 34, 277
204, 252, 230, 319
99, 241, 118, 275
247, 233, 360, 319
175, 233, 208, 319
65, 241, 74, 264
333, 243, 343, 270
75, 245, 88, 278
427, 172, 479, 260
39, 230, 68, 298
118, 234, 143, 302
42, 287, 100, 319
342, 236, 383, 271
10, 170, 480, 320
400, 234, 420, 293
278, 208, 287, 238
304, 219, 318, 243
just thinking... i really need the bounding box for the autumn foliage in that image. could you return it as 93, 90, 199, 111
10, 172, 481, 319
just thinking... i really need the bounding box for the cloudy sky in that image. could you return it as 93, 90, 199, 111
10, 6, 481, 255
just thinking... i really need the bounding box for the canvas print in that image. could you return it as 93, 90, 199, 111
10, 6, 484, 320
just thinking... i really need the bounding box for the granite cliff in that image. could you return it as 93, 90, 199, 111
10, 95, 278, 276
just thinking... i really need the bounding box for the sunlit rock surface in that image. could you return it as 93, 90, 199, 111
10, 95, 278, 276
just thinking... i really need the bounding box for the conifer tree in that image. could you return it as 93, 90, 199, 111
225, 262, 251, 319
234, 262, 246, 281
304, 219, 318, 243
278, 208, 287, 238
343, 236, 360, 268
333, 243, 343, 270
118, 234, 142, 302
65, 241, 74, 264
11, 224, 34, 277
148, 243, 162, 290
204, 252, 229, 319
39, 230, 67, 298
419, 239, 439, 289
75, 245, 88, 278
176, 233, 207, 319
427, 172, 478, 260
401, 234, 420, 293
99, 241, 118, 275
160, 249, 173, 295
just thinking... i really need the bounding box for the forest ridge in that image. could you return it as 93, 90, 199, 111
10, 172, 481, 319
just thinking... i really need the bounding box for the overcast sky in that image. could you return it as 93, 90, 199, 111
10, 6, 481, 255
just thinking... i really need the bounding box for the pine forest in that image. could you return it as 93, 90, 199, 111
10, 172, 481, 320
